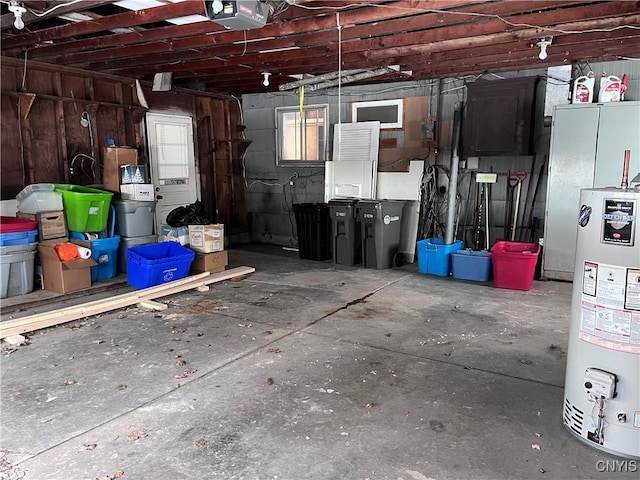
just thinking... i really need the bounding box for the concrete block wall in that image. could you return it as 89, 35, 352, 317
241, 60, 639, 248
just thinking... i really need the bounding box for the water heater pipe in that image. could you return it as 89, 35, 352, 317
621, 149, 630, 190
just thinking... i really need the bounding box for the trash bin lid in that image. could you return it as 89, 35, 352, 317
328, 198, 359, 206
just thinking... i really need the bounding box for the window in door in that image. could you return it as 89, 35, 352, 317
155, 122, 191, 184
276, 104, 328, 166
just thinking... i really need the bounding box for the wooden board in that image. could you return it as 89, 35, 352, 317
0, 266, 255, 339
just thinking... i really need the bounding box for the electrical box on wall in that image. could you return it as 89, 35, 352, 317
463, 77, 538, 157
204, 0, 268, 30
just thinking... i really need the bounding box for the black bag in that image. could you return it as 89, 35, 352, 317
166, 201, 210, 227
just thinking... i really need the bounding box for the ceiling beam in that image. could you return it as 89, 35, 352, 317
27, 0, 492, 64
75, 1, 637, 74
168, 29, 640, 85
1, 1, 206, 50
101, 9, 640, 79
10, 0, 475, 58
174, 36, 640, 91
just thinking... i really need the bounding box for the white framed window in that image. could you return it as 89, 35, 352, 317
351, 98, 403, 129
276, 104, 328, 166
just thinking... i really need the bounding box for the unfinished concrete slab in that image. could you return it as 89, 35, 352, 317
1, 246, 635, 480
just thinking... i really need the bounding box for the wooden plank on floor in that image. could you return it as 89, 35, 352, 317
0, 266, 255, 339
137, 300, 168, 311
3, 334, 26, 346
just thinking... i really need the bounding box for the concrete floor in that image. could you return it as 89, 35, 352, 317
1, 245, 635, 480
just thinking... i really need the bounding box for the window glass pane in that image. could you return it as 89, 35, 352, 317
276, 105, 327, 166
156, 123, 189, 179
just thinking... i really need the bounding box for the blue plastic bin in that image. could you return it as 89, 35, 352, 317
74, 236, 120, 282
126, 241, 195, 289
0, 229, 38, 246
451, 249, 492, 282
416, 238, 463, 277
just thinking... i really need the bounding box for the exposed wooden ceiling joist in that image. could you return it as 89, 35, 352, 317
1, 0, 638, 96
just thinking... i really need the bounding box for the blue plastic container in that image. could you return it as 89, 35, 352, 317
451, 249, 492, 282
80, 236, 121, 282
416, 238, 463, 277
0, 229, 38, 246
126, 241, 195, 289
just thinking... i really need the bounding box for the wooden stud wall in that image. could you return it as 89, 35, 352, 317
1, 57, 250, 236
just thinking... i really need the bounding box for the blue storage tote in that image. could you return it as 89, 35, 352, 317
72, 236, 120, 282
416, 238, 463, 277
451, 249, 492, 282
0, 229, 38, 246
126, 241, 194, 289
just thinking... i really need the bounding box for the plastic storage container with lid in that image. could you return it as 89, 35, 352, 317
1, 249, 37, 298
113, 200, 156, 237
0, 216, 37, 233
54, 184, 113, 233
16, 184, 64, 214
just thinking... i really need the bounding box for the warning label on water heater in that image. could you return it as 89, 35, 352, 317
579, 261, 640, 355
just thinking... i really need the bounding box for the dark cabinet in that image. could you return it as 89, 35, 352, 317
463, 77, 538, 157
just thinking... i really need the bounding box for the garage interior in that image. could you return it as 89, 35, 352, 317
1, 1, 639, 479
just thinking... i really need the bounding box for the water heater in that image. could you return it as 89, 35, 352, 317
563, 152, 640, 458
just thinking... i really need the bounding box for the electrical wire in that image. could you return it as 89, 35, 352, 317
248, 180, 284, 188
16, 98, 26, 187
26, 0, 83, 17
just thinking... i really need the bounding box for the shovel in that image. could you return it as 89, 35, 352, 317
510, 171, 527, 241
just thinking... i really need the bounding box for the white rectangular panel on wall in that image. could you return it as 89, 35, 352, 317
376, 161, 423, 201
332, 121, 380, 162
324, 160, 377, 202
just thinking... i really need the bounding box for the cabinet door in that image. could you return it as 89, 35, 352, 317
463, 77, 537, 156
543, 106, 600, 280
594, 103, 640, 187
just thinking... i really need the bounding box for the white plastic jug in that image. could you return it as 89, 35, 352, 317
572, 75, 594, 103
598, 75, 622, 102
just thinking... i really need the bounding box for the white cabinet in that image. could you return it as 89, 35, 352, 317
542, 101, 640, 281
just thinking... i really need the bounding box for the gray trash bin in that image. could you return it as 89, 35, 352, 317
328, 199, 361, 266
357, 200, 405, 269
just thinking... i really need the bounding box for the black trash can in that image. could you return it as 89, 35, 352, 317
293, 203, 331, 261
328, 199, 361, 266
356, 200, 405, 269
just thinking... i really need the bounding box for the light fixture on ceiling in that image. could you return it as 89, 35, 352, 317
8, 1, 27, 30
211, 0, 224, 14
537, 37, 553, 60
262, 72, 271, 87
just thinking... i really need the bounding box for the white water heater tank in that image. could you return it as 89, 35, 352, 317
563, 184, 640, 458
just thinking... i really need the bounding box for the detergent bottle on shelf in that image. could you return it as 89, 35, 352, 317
598, 73, 622, 102
572, 72, 595, 103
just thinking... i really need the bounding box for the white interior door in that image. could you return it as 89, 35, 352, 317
146, 113, 198, 233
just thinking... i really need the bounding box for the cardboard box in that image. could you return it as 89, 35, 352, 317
37, 239, 97, 294
120, 184, 154, 201
103, 147, 138, 193
120, 164, 148, 184
160, 225, 189, 245
18, 210, 68, 241
190, 250, 228, 274
188, 224, 224, 253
